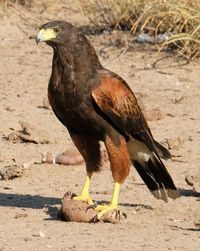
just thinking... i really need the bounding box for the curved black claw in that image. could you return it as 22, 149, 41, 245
111, 209, 127, 221
115, 210, 127, 220
122, 212, 127, 219
89, 215, 99, 223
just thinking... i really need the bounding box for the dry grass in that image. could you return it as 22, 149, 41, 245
0, 0, 32, 7
79, 0, 200, 60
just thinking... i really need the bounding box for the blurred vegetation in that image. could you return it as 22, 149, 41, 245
79, 0, 200, 60
1, 0, 200, 60
0, 0, 32, 7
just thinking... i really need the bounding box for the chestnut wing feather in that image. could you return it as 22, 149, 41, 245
91, 75, 156, 152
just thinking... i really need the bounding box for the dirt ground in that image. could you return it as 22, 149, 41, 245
0, 1, 200, 251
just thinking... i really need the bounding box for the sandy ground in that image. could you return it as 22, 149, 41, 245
0, 2, 200, 251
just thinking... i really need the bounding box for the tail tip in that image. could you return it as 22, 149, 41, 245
167, 188, 181, 200
152, 188, 180, 202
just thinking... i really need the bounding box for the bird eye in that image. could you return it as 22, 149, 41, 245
53, 27, 61, 33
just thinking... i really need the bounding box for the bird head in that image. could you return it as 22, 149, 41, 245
36, 20, 73, 46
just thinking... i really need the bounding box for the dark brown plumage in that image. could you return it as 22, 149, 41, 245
36, 21, 179, 220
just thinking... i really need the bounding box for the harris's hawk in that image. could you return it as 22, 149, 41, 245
36, 21, 180, 220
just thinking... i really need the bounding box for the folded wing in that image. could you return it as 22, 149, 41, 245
91, 74, 179, 201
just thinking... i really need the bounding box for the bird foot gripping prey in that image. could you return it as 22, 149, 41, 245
73, 194, 94, 206
91, 204, 127, 222
61, 179, 127, 223
58, 191, 126, 223
72, 174, 94, 205
88, 181, 127, 222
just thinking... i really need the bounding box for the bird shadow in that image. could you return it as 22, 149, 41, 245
0, 192, 61, 209
45, 206, 61, 220
94, 200, 153, 210
2, 189, 198, 221
178, 188, 200, 198
167, 225, 200, 232
0, 192, 154, 221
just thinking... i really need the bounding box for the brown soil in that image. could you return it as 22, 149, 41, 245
0, 2, 199, 251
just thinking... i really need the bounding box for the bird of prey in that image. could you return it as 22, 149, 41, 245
36, 21, 180, 220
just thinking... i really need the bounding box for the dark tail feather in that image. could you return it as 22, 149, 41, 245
132, 155, 180, 202
154, 140, 171, 160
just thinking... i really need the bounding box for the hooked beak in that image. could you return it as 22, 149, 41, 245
36, 30, 44, 44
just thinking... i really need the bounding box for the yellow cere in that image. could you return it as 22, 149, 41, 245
37, 28, 58, 42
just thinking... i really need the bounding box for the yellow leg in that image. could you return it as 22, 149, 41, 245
96, 182, 121, 219
111, 182, 120, 206
73, 173, 94, 205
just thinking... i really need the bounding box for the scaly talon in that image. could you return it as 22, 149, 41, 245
73, 194, 94, 205
95, 182, 126, 221
96, 204, 120, 220
73, 173, 94, 205
95, 204, 109, 212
